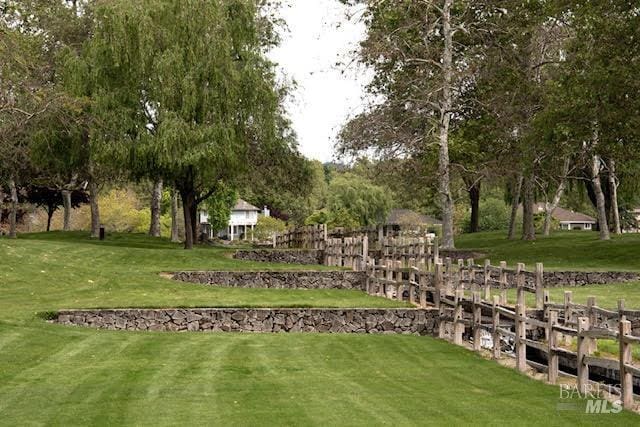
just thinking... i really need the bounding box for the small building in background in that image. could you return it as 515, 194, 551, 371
199, 199, 269, 241
382, 208, 442, 237
533, 204, 596, 231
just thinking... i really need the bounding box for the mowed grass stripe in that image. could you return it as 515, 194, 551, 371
457, 230, 640, 272
0, 325, 639, 425
0, 233, 638, 425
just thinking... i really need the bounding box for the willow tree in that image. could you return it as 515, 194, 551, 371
0, 21, 53, 237
89, 0, 288, 248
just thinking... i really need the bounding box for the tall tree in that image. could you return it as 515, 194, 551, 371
339, 1, 495, 249
90, 0, 292, 249
544, 1, 640, 239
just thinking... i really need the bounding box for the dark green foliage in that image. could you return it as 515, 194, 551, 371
201, 184, 237, 233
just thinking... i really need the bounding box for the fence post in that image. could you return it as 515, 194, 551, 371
619, 317, 634, 409
467, 258, 474, 291
434, 262, 443, 308
385, 262, 394, 299
433, 236, 439, 264
366, 259, 374, 295
473, 292, 481, 351
445, 257, 453, 295
618, 299, 626, 319
419, 269, 428, 308
515, 303, 527, 372
483, 259, 491, 300
576, 317, 592, 394
411, 259, 418, 305
322, 223, 328, 248
516, 263, 526, 307
362, 235, 369, 272
547, 311, 559, 384
563, 291, 573, 345
457, 259, 465, 290
376, 264, 385, 297
535, 263, 544, 310
586, 296, 598, 352
499, 261, 508, 305
454, 289, 464, 345
563, 291, 573, 323
395, 260, 404, 301
492, 295, 501, 359
438, 289, 447, 339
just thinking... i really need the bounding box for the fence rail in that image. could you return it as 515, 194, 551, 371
364, 257, 639, 410
274, 226, 436, 271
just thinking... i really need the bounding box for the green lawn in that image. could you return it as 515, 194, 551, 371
0, 232, 638, 425
507, 282, 640, 311
1, 232, 402, 322
456, 231, 640, 272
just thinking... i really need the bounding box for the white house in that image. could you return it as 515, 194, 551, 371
533, 203, 597, 231
199, 199, 269, 241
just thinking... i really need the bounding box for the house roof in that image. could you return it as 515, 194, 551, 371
386, 209, 442, 226
232, 199, 260, 212
533, 203, 596, 223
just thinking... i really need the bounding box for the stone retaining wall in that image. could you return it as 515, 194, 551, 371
172, 271, 367, 290
473, 271, 640, 288
55, 308, 439, 335
538, 271, 640, 287
233, 249, 323, 265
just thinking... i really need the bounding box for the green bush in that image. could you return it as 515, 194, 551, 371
460, 197, 512, 233
254, 216, 287, 241
305, 208, 360, 229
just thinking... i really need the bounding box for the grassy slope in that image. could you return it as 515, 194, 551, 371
508, 283, 640, 311
456, 231, 640, 272
0, 232, 637, 425
1, 232, 403, 322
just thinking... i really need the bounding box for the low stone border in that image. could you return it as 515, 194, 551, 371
233, 249, 323, 265
538, 271, 640, 287
172, 271, 367, 290
468, 270, 640, 288
54, 308, 439, 335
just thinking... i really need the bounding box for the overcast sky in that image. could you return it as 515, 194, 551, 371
269, 0, 371, 163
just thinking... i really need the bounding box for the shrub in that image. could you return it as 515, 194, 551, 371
254, 216, 287, 241
459, 197, 512, 233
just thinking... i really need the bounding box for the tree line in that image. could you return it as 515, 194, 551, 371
0, 0, 311, 249
339, 1, 640, 248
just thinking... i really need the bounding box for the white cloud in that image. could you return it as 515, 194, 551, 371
269, 0, 372, 163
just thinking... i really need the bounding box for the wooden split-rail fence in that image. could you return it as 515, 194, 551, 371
274, 224, 327, 249
365, 257, 640, 410
274, 225, 436, 272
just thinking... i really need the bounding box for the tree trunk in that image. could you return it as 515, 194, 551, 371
46, 208, 54, 232
88, 179, 100, 238
171, 189, 180, 242
8, 177, 18, 239
592, 155, 610, 240
149, 178, 163, 237
180, 187, 196, 250
437, 0, 455, 250
191, 202, 198, 243
62, 174, 78, 231
468, 180, 481, 233
508, 174, 523, 240
62, 190, 72, 231
608, 159, 621, 234
521, 174, 536, 241
543, 158, 570, 236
